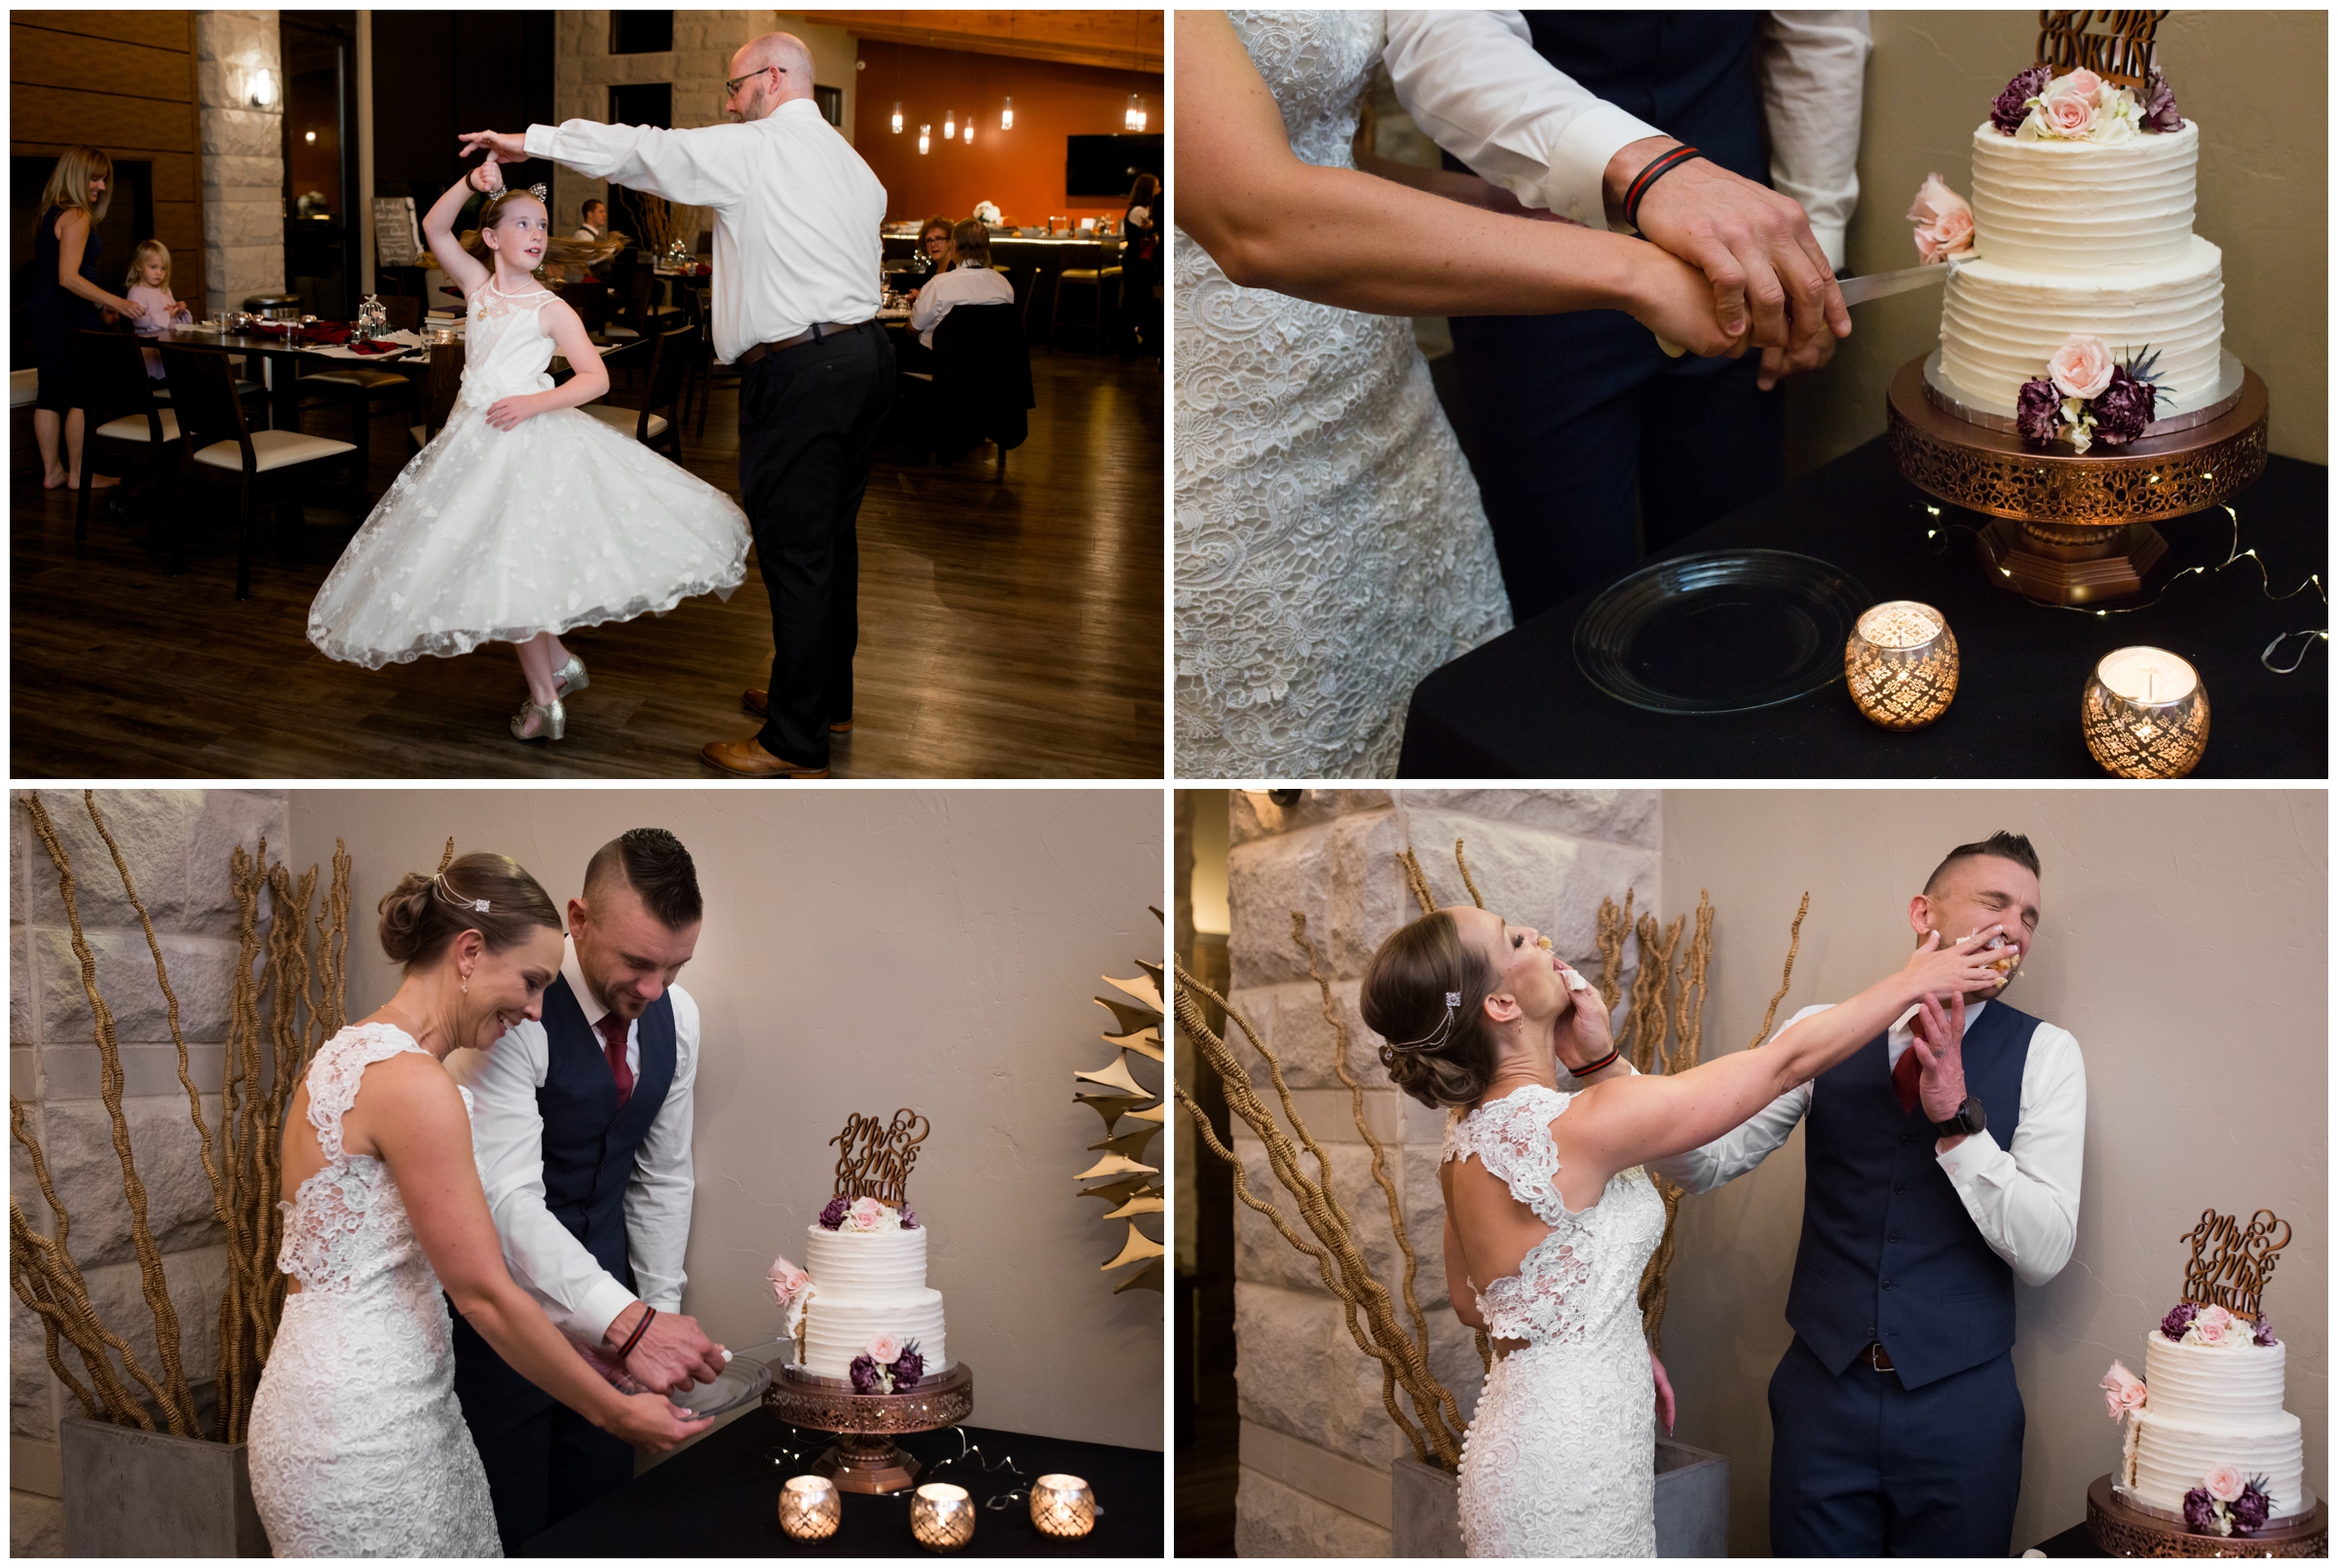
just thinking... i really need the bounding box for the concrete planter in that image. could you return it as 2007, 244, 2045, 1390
1391, 1439, 1730, 1556
59, 1417, 271, 1556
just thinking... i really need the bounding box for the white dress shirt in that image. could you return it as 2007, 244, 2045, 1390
573, 224, 604, 243
1645, 1000, 2086, 1288
908, 262, 1016, 348
525, 97, 885, 362
448, 937, 699, 1341
1382, 11, 1871, 268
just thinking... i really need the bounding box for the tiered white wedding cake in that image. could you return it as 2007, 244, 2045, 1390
2111, 1304, 2304, 1524
773, 1196, 948, 1384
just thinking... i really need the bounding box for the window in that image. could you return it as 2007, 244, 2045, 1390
813, 85, 843, 128
610, 12, 672, 56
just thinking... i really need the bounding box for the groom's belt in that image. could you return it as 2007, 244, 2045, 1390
735, 320, 868, 365
1861, 1341, 1897, 1372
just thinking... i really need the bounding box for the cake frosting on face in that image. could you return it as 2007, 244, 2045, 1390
1937, 86, 2225, 415
796, 1219, 947, 1379
2126, 1329, 2303, 1517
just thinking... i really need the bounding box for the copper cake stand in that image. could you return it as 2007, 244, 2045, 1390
1885, 355, 2269, 605
762, 1360, 973, 1494
2086, 1474, 2327, 1557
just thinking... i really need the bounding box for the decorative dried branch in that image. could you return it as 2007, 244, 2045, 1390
1594, 888, 1636, 1015
1396, 847, 1437, 920
1625, 913, 1684, 1074
1452, 840, 1484, 910
1752, 892, 1811, 1050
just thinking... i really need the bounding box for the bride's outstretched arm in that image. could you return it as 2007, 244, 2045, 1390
1174, 10, 1740, 356
1559, 929, 2012, 1181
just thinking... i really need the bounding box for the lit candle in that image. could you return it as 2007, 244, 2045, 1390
2095, 647, 2198, 706
1843, 600, 1958, 731
910, 1481, 974, 1551
778, 1475, 841, 1540
1031, 1474, 1097, 1539
2083, 646, 2209, 778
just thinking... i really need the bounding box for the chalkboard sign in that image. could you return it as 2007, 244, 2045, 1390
372, 196, 423, 267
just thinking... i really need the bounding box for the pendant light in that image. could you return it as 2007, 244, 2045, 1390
963, 121, 975, 145
1124, 93, 1147, 131
944, 107, 956, 139
918, 124, 930, 155
1000, 94, 1014, 131
891, 101, 903, 133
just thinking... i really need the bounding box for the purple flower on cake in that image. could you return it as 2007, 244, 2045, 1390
2016, 378, 2063, 446
2232, 1480, 2273, 1533
2252, 1314, 2279, 1347
2142, 66, 2183, 133
2205, 1463, 2246, 1503
1905, 174, 1974, 265
893, 1343, 925, 1384
1990, 64, 2052, 136
2098, 1360, 2147, 1420
2089, 367, 2156, 446
899, 1205, 920, 1230
818, 1196, 851, 1230
2048, 335, 2115, 400
2182, 1486, 2224, 1535
848, 1354, 884, 1395
768, 1253, 810, 1308
2161, 1301, 2199, 1340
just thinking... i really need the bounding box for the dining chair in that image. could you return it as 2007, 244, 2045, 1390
406, 337, 468, 454
301, 329, 421, 500
582, 324, 693, 462
72, 329, 184, 563
1049, 265, 1122, 352
158, 344, 361, 600
379, 293, 424, 334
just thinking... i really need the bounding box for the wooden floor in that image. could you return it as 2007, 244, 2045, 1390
11, 348, 1162, 779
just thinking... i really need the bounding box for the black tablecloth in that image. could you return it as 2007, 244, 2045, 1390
519, 1413, 1162, 1557
1398, 439, 2326, 778
2032, 1519, 2110, 1555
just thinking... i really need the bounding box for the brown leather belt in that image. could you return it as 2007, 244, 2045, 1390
735, 320, 865, 366
1862, 1341, 1896, 1372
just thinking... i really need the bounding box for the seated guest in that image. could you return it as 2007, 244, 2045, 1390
901, 219, 1014, 369
574, 199, 608, 242
124, 240, 193, 379
912, 214, 953, 278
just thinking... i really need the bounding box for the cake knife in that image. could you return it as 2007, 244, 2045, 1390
1654, 261, 1953, 356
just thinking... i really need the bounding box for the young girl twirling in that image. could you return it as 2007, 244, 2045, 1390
306, 150, 749, 742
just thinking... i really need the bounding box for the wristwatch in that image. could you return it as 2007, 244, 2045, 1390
1931, 1096, 1985, 1139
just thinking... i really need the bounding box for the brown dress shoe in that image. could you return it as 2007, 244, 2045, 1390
699, 737, 829, 778
740, 689, 851, 732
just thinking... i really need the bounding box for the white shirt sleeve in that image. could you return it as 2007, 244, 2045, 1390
450, 1024, 638, 1342
1382, 10, 1663, 229
1934, 1022, 2086, 1288
1759, 12, 1871, 269
622, 988, 698, 1315
526, 119, 756, 213
1643, 1004, 1830, 1193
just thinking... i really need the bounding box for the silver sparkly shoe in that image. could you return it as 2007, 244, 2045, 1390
551, 653, 590, 696
510, 695, 566, 742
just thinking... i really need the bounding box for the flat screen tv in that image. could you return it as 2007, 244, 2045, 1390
1066, 133, 1162, 200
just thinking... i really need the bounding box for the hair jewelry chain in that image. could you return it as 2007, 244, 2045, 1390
1377, 991, 1460, 1066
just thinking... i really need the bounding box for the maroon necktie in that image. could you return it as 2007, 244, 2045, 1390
597, 1013, 634, 1109
1891, 1042, 1923, 1117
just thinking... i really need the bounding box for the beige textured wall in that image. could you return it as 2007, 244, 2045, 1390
1787, 9, 2327, 469
1654, 788, 2326, 1555
287, 788, 1164, 1453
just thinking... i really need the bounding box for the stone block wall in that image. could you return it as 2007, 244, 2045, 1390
9, 790, 286, 1557
196, 12, 285, 317
1221, 790, 1660, 1553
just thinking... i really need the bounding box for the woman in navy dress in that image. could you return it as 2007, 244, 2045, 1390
29, 145, 148, 490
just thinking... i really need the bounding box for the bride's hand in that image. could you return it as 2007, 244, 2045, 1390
1622, 244, 1748, 360
1899, 924, 2011, 1003
1554, 969, 1613, 1073
483, 392, 541, 431
1650, 1350, 1676, 1436
606, 1389, 711, 1452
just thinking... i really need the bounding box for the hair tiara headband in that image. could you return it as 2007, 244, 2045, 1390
1378, 990, 1462, 1068
431, 871, 490, 915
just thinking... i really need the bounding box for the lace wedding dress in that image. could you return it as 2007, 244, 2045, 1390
1446, 1084, 1668, 1557
1175, 9, 1511, 778
308, 280, 749, 668
246, 1025, 502, 1556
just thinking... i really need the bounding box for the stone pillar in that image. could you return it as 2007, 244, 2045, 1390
1222, 789, 1660, 1554
9, 790, 287, 1557
196, 11, 286, 317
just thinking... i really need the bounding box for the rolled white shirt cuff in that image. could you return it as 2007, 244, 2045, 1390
523, 123, 560, 161
1547, 100, 1666, 229
578, 1277, 640, 1346
1935, 1124, 2011, 1185
1806, 220, 1849, 274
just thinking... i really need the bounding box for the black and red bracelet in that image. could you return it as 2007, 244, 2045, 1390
616, 1304, 656, 1360
1623, 144, 1703, 230
1570, 1046, 1622, 1078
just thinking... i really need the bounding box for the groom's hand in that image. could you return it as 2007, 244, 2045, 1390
459, 130, 528, 165
605, 1303, 728, 1395
1603, 136, 1850, 387
1907, 990, 1969, 1145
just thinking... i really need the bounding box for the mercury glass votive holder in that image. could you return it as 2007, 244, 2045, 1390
1030, 1474, 1097, 1539
778, 1475, 841, 1540
2082, 646, 2209, 778
1844, 600, 1959, 730
910, 1481, 975, 1552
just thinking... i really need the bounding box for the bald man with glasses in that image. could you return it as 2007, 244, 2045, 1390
464, 32, 892, 780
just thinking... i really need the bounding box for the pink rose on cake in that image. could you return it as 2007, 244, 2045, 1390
2017, 67, 2142, 144
867, 1332, 903, 1364
2204, 1464, 2246, 1504
848, 1195, 891, 1232
2187, 1304, 2238, 1346
2048, 335, 2115, 400
1906, 174, 1974, 264
2099, 1360, 2147, 1420
768, 1253, 811, 1307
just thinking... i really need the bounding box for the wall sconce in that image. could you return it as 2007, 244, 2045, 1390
303, 130, 317, 143
1000, 95, 1013, 130
918, 124, 930, 155
962, 121, 974, 144
247, 64, 278, 108
1124, 93, 1147, 131
891, 100, 903, 133
943, 107, 956, 138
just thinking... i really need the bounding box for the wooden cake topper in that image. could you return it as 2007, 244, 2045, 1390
2036, 11, 2168, 91
2179, 1208, 2289, 1320
829, 1109, 930, 1206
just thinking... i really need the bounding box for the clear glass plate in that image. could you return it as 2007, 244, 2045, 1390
666, 1347, 773, 1418
1571, 549, 1871, 714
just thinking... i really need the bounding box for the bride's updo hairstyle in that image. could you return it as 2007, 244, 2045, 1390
377, 852, 561, 969
1360, 911, 1499, 1109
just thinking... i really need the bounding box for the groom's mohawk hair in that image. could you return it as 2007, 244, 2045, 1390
1925, 831, 2042, 894
585, 827, 703, 929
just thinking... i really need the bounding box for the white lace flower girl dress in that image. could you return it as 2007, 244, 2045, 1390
306, 280, 749, 668
245, 1025, 502, 1556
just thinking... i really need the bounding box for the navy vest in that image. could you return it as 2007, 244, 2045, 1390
1785, 998, 2037, 1390
536, 974, 677, 1288
1519, 14, 1770, 190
